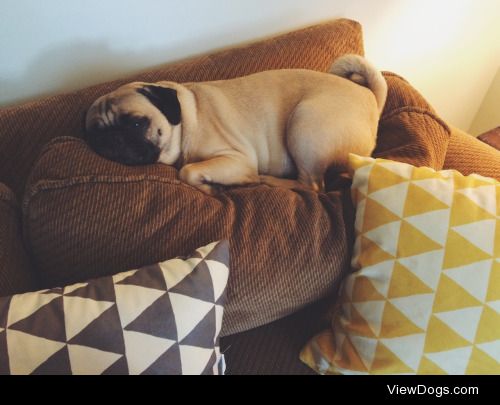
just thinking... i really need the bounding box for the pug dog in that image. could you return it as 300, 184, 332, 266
85, 54, 387, 194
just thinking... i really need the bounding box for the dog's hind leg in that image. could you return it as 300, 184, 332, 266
286, 96, 376, 193
285, 103, 332, 192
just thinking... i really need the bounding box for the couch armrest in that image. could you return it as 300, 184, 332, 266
444, 126, 500, 180
374, 73, 451, 170
0, 183, 38, 296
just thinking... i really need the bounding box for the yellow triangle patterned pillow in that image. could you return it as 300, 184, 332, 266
301, 154, 500, 375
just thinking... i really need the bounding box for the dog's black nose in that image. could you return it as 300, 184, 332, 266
130, 141, 161, 165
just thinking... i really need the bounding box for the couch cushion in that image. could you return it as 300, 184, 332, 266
0, 18, 363, 199
0, 183, 37, 296
23, 137, 354, 337
0, 240, 229, 375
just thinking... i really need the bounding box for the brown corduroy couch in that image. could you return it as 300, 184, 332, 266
1, 19, 499, 375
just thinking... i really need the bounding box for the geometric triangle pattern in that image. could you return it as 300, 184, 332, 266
0, 240, 229, 375
301, 155, 500, 374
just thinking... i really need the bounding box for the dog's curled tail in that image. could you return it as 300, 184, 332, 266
329, 54, 387, 115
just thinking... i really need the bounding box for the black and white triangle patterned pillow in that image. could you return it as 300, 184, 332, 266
0, 240, 229, 375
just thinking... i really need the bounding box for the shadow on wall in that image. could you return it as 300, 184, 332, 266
0, 41, 190, 107
0, 11, 313, 108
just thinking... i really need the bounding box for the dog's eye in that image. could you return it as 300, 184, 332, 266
121, 115, 148, 129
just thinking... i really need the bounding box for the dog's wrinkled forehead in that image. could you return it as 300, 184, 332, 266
86, 89, 141, 129
86, 82, 181, 129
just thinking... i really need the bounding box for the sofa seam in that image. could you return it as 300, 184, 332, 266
33, 136, 81, 167
22, 174, 190, 213
380, 106, 451, 135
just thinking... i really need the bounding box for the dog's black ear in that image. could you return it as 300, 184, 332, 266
137, 85, 181, 125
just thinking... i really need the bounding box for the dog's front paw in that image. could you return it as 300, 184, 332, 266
194, 183, 216, 195
179, 164, 215, 195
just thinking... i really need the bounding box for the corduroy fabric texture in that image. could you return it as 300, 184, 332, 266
23, 137, 354, 337
374, 73, 450, 170
0, 18, 363, 199
444, 126, 500, 180
0, 183, 37, 297
220, 298, 331, 374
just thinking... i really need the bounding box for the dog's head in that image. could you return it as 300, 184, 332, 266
85, 82, 182, 166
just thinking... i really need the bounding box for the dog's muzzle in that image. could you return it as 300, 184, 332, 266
85, 128, 161, 166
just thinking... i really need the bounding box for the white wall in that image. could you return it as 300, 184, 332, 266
1, 0, 499, 131
469, 67, 500, 136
